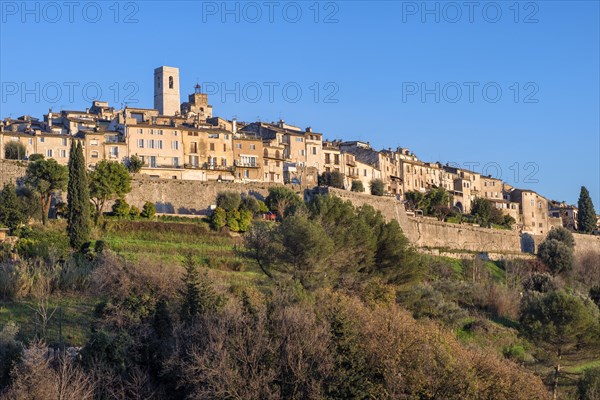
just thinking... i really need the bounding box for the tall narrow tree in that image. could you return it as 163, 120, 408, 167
67, 141, 91, 250
577, 186, 597, 233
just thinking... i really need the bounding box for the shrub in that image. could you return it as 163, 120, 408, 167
319, 171, 344, 189
226, 209, 241, 232
211, 207, 227, 231
238, 209, 253, 232
351, 180, 364, 193
523, 273, 556, 293
129, 205, 140, 219
216, 191, 241, 211
112, 199, 130, 218
369, 179, 384, 196
547, 227, 575, 248
141, 201, 156, 219
4, 141, 26, 160
537, 238, 573, 276
579, 367, 600, 400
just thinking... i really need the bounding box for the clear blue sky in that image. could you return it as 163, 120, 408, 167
1, 1, 598, 207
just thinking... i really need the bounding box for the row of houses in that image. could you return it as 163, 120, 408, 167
0, 67, 593, 236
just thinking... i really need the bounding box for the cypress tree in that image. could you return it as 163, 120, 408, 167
577, 186, 597, 233
67, 141, 91, 250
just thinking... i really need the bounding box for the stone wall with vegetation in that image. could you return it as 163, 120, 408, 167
1, 160, 597, 257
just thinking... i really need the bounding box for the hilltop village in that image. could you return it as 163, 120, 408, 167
0, 66, 595, 236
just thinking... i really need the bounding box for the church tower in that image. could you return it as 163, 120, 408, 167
154, 66, 181, 116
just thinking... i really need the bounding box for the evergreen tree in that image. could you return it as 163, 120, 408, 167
179, 254, 224, 324
0, 183, 25, 232
67, 141, 91, 250
578, 186, 597, 233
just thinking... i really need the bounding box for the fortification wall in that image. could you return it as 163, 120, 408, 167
1, 160, 597, 259
0, 160, 27, 186
125, 176, 302, 216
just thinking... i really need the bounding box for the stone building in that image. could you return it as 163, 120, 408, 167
508, 189, 550, 235
233, 134, 263, 182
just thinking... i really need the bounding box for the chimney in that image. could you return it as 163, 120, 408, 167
306, 127, 312, 133
278, 119, 285, 128
232, 118, 237, 134
48, 109, 53, 127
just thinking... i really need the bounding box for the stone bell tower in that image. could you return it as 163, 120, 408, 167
154, 66, 181, 116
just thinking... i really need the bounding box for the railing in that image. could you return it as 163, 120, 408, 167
234, 160, 259, 168
184, 163, 234, 172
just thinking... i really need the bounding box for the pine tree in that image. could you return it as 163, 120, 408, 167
67, 141, 91, 250
577, 186, 597, 233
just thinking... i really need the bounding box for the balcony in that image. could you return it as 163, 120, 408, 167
184, 163, 234, 172
234, 160, 260, 168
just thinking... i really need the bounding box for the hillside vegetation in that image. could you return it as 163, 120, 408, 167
1, 189, 599, 399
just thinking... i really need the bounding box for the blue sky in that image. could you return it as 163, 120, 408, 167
1, 1, 598, 206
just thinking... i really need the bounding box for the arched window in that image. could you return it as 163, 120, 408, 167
169, 76, 174, 89
275, 150, 280, 159
264, 148, 268, 157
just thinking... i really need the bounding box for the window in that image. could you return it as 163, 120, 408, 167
138, 139, 144, 148
264, 159, 268, 166
223, 144, 226, 152
47, 149, 53, 157
62, 138, 67, 146
173, 157, 179, 167
221, 158, 227, 167
236, 143, 242, 149
250, 144, 256, 150
209, 143, 215, 151
295, 137, 303, 142
241, 156, 257, 167
264, 148, 269, 157
312, 146, 317, 155
149, 140, 155, 149
90, 140, 99, 146
174, 131, 178, 136
172, 141, 179, 150
169, 76, 173, 89
157, 140, 163, 149
60, 149, 66, 158
138, 128, 143, 134
158, 130, 163, 135
299, 149, 305, 156
110, 147, 118, 157
244, 170, 249, 178
325, 154, 331, 164
190, 142, 198, 153
538, 201, 542, 209
364, 169, 367, 177
334, 154, 340, 165
150, 156, 157, 167
39, 137, 45, 143
208, 133, 219, 139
